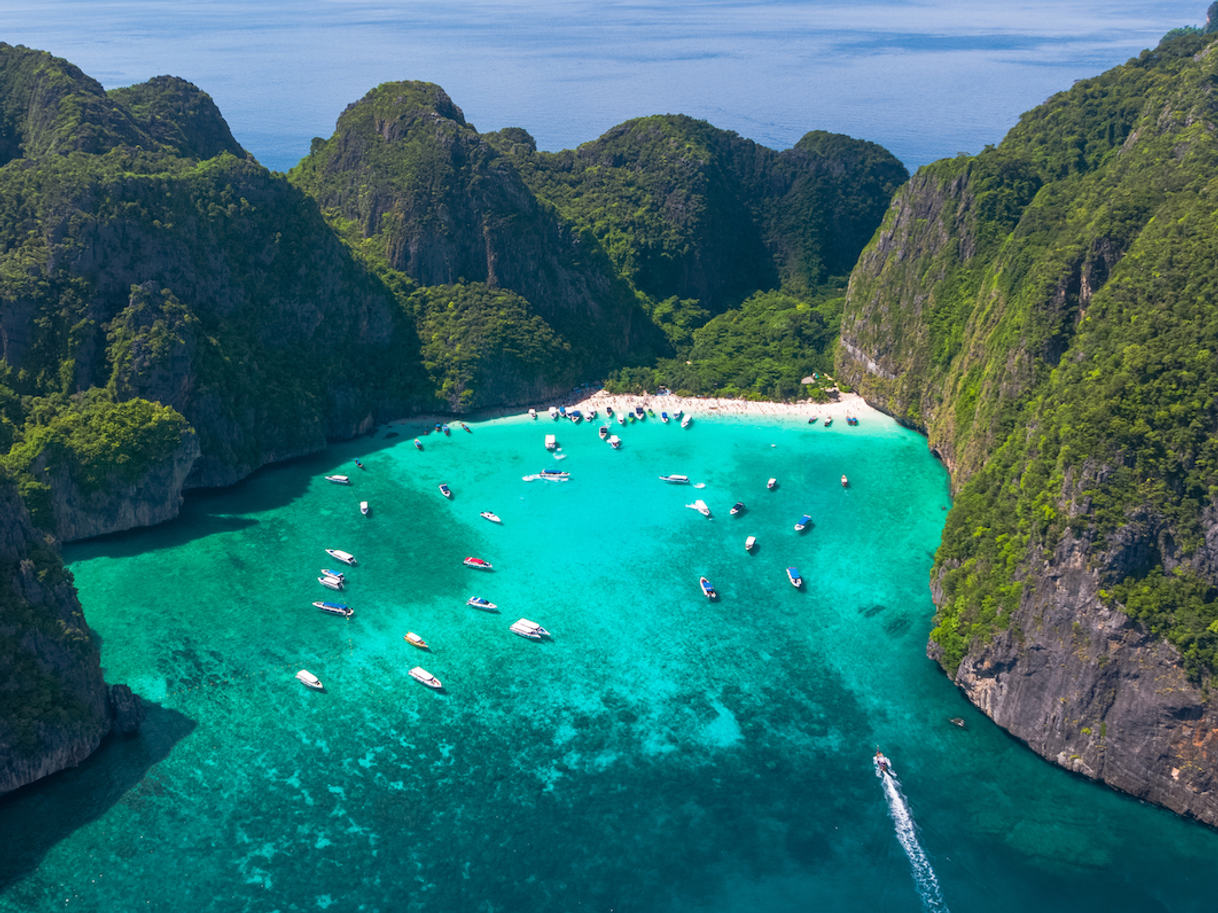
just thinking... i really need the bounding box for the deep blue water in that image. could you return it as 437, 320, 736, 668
1, 412, 1217, 912
4, 1, 1207, 171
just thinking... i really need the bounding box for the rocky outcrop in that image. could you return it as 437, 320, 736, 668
932, 533, 1218, 824
0, 477, 141, 796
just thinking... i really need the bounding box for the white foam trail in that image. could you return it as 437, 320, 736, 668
880, 768, 951, 912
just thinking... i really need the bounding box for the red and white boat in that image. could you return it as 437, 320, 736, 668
464, 557, 493, 570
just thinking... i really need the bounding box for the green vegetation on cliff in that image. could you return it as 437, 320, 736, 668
838, 29, 1218, 677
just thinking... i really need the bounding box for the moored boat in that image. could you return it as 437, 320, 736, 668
314, 600, 354, 617
730, 502, 745, 516
539, 468, 569, 479
360, 501, 369, 516
439, 483, 452, 498
545, 434, 557, 450
404, 631, 429, 649
841, 474, 849, 487
617, 413, 627, 425
767, 478, 777, 490
462, 422, 472, 433
467, 595, 498, 610
325, 548, 357, 565
661, 411, 669, 423
634, 405, 646, 420
680, 413, 692, 428
605, 406, 614, 417
549, 406, 559, 419
318, 575, 344, 590
608, 435, 622, 450
296, 669, 323, 690
786, 567, 803, 588
794, 514, 812, 532
568, 409, 582, 424
509, 619, 544, 640
745, 535, 756, 552
529, 408, 538, 419
414, 438, 423, 450
409, 667, 443, 689
599, 425, 609, 440
699, 576, 718, 599
320, 568, 346, 581
480, 510, 502, 523
464, 557, 493, 570
517, 618, 551, 637
659, 474, 690, 484
587, 409, 598, 421
686, 499, 711, 517
324, 475, 350, 484
443, 424, 451, 435
824, 416, 833, 427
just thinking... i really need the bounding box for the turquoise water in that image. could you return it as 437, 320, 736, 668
3, 411, 1218, 911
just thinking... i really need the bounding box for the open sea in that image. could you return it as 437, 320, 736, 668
2, 411, 1217, 911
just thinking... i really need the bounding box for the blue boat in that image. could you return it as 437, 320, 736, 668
661, 412, 669, 423
699, 576, 717, 599
321, 568, 346, 580
467, 596, 498, 611
794, 515, 812, 532
786, 567, 803, 588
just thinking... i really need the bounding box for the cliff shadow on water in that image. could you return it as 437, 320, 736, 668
0, 702, 195, 897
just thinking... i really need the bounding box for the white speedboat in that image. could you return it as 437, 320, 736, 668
313, 601, 354, 617
745, 535, 756, 552
659, 474, 690, 484
617, 413, 626, 425
318, 575, 344, 590
686, 499, 711, 517
599, 425, 609, 439
409, 667, 443, 689
467, 595, 498, 610
786, 567, 803, 588
464, 557, 494, 570
295, 670, 323, 690
480, 510, 502, 523
510, 619, 543, 640
794, 514, 812, 532
325, 548, 357, 565
360, 501, 369, 516
767, 478, 777, 490
548, 406, 559, 419
699, 576, 717, 599
730, 502, 745, 516
545, 434, 557, 450
680, 414, 692, 428
324, 475, 350, 484
320, 567, 346, 581
841, 475, 849, 488
529, 408, 537, 419
512, 618, 551, 638
439, 483, 452, 498
404, 631, 429, 649
608, 435, 622, 449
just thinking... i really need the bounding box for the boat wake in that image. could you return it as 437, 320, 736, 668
693, 482, 706, 488
878, 760, 950, 913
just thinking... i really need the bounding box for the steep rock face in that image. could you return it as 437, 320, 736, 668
0, 478, 114, 795
289, 82, 663, 370
839, 31, 1218, 823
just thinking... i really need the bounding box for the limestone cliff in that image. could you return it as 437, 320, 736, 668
839, 30, 1218, 823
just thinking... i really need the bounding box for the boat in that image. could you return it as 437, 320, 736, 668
627, 412, 635, 423
324, 475, 350, 484
767, 478, 777, 490
841, 475, 849, 488
409, 667, 443, 689
354, 459, 364, 469
320, 568, 346, 581
680, 414, 692, 428
539, 468, 569, 479
673, 410, 683, 421
730, 502, 745, 516
847, 415, 859, 426
414, 438, 423, 450
786, 567, 803, 588
360, 501, 369, 516
464, 557, 493, 570
480, 510, 502, 523
794, 514, 812, 532
516, 618, 551, 637
295, 669, 323, 690
599, 425, 609, 440
617, 413, 626, 425
608, 435, 622, 450
509, 619, 543, 640
439, 483, 452, 498
318, 575, 344, 590
745, 535, 756, 552
314, 601, 354, 617
699, 576, 718, 599
404, 632, 429, 649
529, 408, 537, 419
874, 750, 892, 777
462, 422, 472, 433
559, 406, 567, 418
661, 411, 669, 423
545, 434, 557, 450
686, 499, 711, 517
442, 424, 451, 436
634, 405, 645, 420
548, 406, 559, 419
659, 474, 690, 484
467, 596, 498, 610
587, 409, 598, 421
605, 406, 614, 417
824, 416, 833, 427
647, 407, 655, 416
568, 409, 582, 424
434, 423, 442, 432
325, 548, 357, 565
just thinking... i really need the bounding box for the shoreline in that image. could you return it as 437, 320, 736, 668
380, 390, 877, 433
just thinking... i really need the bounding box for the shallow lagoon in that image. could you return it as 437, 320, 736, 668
2, 411, 1216, 912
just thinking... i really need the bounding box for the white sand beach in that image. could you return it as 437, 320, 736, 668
562, 389, 877, 422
